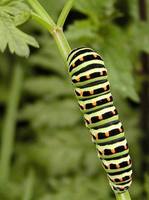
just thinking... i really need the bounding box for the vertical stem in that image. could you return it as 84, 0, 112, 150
138, 0, 149, 199
115, 191, 131, 200
22, 169, 35, 200
27, 0, 55, 27
139, 0, 149, 197
57, 0, 75, 27
52, 27, 71, 62
0, 63, 23, 182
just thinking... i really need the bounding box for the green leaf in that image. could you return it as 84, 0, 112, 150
128, 0, 140, 20
75, 0, 116, 23
19, 99, 81, 129
15, 127, 91, 177
29, 38, 66, 76
128, 21, 149, 54
99, 25, 139, 102
66, 20, 97, 46
0, 12, 39, 57
0, 0, 30, 26
47, 175, 111, 200
24, 76, 73, 97
0, 0, 39, 57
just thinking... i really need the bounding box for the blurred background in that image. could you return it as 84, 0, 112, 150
0, 0, 149, 199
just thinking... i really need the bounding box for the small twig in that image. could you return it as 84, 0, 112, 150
52, 26, 71, 61
57, 0, 75, 28
27, 0, 56, 28
31, 12, 53, 33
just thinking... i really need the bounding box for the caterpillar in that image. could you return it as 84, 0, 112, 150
67, 47, 132, 193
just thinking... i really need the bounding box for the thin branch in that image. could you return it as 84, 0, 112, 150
57, 0, 75, 28
31, 12, 53, 33
27, 0, 56, 28
115, 191, 131, 200
52, 27, 71, 62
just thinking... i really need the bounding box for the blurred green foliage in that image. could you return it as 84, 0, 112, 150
0, 0, 149, 199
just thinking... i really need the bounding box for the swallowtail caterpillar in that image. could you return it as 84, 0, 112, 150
67, 47, 132, 193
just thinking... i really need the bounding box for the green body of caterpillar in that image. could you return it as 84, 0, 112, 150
67, 47, 132, 193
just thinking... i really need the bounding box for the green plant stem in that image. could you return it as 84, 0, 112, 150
52, 27, 71, 62
22, 169, 35, 200
57, 0, 75, 27
115, 191, 131, 200
31, 12, 53, 33
0, 63, 23, 182
28, 0, 72, 61
27, 0, 55, 28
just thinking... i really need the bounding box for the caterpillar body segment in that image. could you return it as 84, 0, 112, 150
67, 47, 132, 193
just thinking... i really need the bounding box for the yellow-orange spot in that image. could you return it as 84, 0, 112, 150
95, 134, 98, 140
82, 104, 86, 109
112, 110, 116, 115
93, 53, 98, 58
116, 164, 120, 169
80, 57, 84, 61
104, 86, 107, 91
80, 90, 83, 96
90, 90, 94, 95
92, 101, 97, 106
72, 63, 75, 67
79, 104, 85, 110
98, 115, 103, 120
100, 71, 103, 76
105, 132, 110, 137
107, 165, 110, 170
76, 76, 80, 81
86, 74, 90, 79
111, 149, 116, 154
128, 160, 131, 165
107, 97, 111, 102
119, 128, 123, 132
124, 145, 128, 150
86, 117, 91, 124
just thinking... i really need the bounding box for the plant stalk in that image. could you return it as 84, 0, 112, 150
57, 0, 75, 27
22, 169, 35, 200
0, 63, 23, 182
115, 191, 131, 200
139, 0, 149, 197
27, 0, 55, 28
52, 27, 71, 62
31, 12, 53, 33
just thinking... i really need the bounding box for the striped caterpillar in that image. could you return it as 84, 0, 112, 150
67, 47, 132, 193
